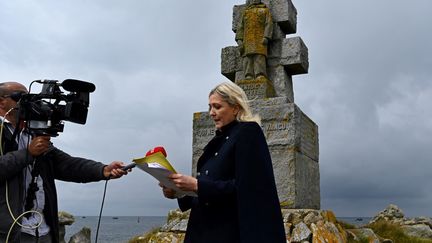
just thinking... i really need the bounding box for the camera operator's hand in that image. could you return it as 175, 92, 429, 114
28, 136, 52, 157
104, 161, 128, 179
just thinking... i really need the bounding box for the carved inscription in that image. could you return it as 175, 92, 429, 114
239, 82, 266, 99
263, 122, 288, 132
194, 128, 215, 137
194, 121, 290, 140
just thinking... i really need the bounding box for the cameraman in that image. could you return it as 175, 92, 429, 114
0, 82, 128, 243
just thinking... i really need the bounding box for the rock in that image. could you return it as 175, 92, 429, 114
148, 232, 185, 243
291, 211, 304, 225
68, 227, 91, 243
401, 224, 432, 239
366, 204, 432, 241
58, 211, 75, 243
160, 218, 181, 232
284, 222, 293, 239
310, 221, 346, 243
161, 209, 189, 232
283, 211, 294, 223
369, 204, 405, 224
58, 211, 75, 225
291, 222, 311, 242
282, 209, 320, 224
166, 209, 189, 223
412, 216, 432, 228
320, 210, 337, 224
348, 228, 380, 243
303, 211, 323, 226
171, 219, 188, 232
137, 207, 374, 243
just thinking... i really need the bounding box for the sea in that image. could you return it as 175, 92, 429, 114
64, 216, 166, 243
64, 216, 372, 243
337, 217, 373, 227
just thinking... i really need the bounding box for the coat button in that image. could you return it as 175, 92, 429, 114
214, 152, 218, 156
197, 172, 201, 176
205, 170, 209, 175
226, 136, 229, 140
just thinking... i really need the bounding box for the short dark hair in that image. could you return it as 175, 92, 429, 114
0, 83, 10, 97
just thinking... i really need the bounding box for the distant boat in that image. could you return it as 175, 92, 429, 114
82, 216, 86, 218
355, 218, 363, 221
112, 217, 119, 219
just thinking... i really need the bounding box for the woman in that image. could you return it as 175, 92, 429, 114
162, 81, 286, 243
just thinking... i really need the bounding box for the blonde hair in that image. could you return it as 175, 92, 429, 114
209, 81, 261, 125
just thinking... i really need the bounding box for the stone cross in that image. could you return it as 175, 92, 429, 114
222, 0, 308, 103
192, 0, 320, 209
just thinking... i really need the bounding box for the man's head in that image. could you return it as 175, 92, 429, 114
0, 82, 28, 123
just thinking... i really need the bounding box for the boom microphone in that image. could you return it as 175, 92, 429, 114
61, 79, 96, 93
122, 146, 167, 171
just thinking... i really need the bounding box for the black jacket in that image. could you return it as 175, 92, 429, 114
0, 127, 107, 243
178, 121, 286, 243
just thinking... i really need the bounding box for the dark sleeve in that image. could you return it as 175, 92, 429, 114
178, 178, 236, 210
48, 148, 106, 182
0, 149, 34, 181
235, 122, 286, 243
178, 196, 193, 211
196, 177, 236, 203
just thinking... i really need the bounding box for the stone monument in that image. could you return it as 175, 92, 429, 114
192, 0, 320, 209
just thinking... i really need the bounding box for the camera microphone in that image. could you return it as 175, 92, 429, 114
61, 79, 96, 93
122, 146, 167, 171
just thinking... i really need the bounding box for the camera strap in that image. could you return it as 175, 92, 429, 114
10, 116, 25, 144
24, 159, 41, 216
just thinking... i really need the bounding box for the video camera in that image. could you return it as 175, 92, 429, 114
16, 79, 96, 137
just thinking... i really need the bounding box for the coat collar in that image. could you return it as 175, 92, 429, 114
215, 120, 239, 136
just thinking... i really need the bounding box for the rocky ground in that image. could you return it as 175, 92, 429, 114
58, 204, 431, 242
128, 204, 432, 243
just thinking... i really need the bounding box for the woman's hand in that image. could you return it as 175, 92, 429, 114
159, 183, 176, 199
169, 173, 198, 192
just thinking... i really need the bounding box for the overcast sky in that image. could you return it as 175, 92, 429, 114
1, 0, 431, 218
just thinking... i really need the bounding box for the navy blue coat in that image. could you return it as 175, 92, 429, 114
178, 121, 286, 243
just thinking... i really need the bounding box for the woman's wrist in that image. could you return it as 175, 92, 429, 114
193, 178, 198, 192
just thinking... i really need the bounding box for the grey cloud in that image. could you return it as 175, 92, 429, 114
293, 0, 432, 216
